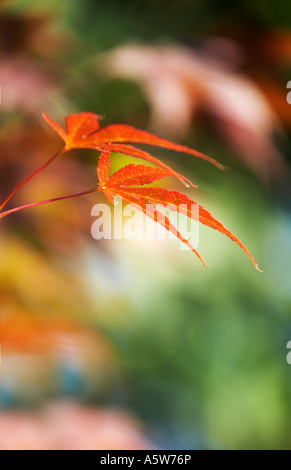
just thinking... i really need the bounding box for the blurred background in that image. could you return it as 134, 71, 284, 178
0, 0, 291, 450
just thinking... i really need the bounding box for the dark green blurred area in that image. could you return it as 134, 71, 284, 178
0, 0, 291, 450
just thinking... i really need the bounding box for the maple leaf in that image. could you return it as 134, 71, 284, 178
43, 111, 225, 187
96, 151, 261, 271
0, 112, 261, 271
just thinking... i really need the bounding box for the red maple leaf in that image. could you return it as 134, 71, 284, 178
43, 111, 225, 187
97, 150, 261, 270
0, 112, 261, 271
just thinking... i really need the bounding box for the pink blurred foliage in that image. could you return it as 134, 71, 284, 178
0, 58, 63, 116
0, 402, 155, 450
101, 43, 288, 183
0, 10, 68, 117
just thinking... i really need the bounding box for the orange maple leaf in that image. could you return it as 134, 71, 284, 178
97, 150, 261, 271
0, 112, 261, 271
43, 111, 225, 187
